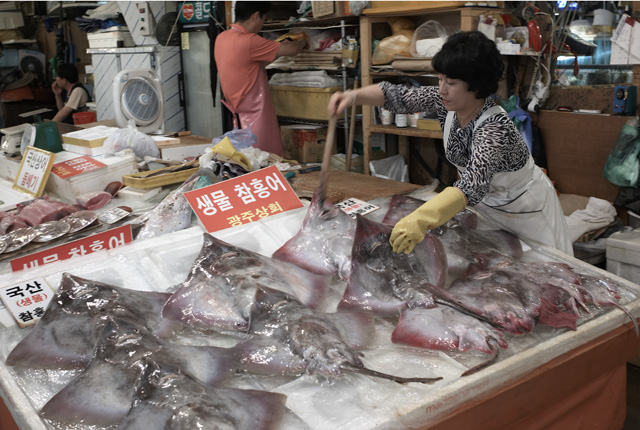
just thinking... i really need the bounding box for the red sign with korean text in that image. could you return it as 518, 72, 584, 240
51, 156, 107, 179
10, 225, 133, 272
184, 165, 303, 233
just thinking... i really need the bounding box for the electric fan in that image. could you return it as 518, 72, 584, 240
113, 69, 164, 134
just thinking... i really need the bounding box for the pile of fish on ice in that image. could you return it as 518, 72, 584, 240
3, 186, 638, 429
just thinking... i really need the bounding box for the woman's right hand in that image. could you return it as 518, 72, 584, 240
328, 91, 356, 117
51, 81, 62, 96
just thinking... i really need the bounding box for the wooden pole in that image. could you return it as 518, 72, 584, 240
318, 114, 337, 201
346, 78, 359, 172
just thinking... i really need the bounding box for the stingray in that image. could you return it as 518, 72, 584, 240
392, 306, 509, 376
338, 215, 447, 316
131, 172, 219, 240
162, 233, 330, 333
118, 360, 288, 430
40, 318, 238, 426
425, 267, 584, 335
577, 274, 639, 335
6, 273, 176, 370
237, 287, 442, 384
382, 194, 523, 278
272, 190, 356, 280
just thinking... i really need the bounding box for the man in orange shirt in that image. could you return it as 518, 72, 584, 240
214, 2, 306, 156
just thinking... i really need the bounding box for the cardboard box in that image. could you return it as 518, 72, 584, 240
416, 119, 441, 131
281, 125, 336, 163
311, 1, 350, 18
271, 86, 341, 121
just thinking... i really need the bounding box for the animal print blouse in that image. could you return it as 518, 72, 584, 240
379, 82, 530, 206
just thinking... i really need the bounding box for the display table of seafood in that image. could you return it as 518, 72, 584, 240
0, 188, 639, 430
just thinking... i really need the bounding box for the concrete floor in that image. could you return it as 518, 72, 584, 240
625, 363, 640, 430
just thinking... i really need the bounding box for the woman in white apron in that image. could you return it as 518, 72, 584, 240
328, 31, 572, 256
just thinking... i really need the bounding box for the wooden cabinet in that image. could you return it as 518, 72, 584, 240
359, 5, 503, 174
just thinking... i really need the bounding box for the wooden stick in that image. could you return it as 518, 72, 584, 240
318, 114, 337, 201
346, 79, 359, 172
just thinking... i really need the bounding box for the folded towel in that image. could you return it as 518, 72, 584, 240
565, 197, 616, 242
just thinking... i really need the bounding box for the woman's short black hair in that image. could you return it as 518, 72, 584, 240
56, 63, 79, 83
432, 31, 504, 99
235, 1, 271, 22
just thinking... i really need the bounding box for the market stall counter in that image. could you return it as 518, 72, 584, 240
0, 180, 638, 429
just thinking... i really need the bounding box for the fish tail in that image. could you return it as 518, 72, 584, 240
461, 338, 500, 377
341, 364, 442, 385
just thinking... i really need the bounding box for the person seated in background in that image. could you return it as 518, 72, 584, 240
51, 63, 90, 124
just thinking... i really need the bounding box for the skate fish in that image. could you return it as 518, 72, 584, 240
272, 191, 356, 280
426, 266, 583, 335
131, 174, 210, 240
40, 318, 238, 426
578, 274, 638, 335
162, 233, 330, 333
238, 287, 442, 384
118, 361, 288, 430
382, 194, 523, 278
392, 306, 508, 376
6, 273, 175, 370
338, 215, 447, 316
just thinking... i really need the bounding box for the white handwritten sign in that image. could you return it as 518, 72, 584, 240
13, 146, 56, 197
335, 198, 380, 218
0, 277, 55, 328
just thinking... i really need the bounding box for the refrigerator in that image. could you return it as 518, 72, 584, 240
178, 1, 224, 139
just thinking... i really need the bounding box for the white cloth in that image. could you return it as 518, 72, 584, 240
565, 197, 616, 242
268, 71, 342, 88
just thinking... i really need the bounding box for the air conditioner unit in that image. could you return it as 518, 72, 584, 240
18, 49, 46, 79
113, 68, 164, 134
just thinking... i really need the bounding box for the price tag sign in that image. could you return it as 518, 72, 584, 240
185, 165, 304, 233
13, 146, 56, 197
10, 224, 133, 272
335, 198, 380, 218
51, 155, 106, 179
0, 277, 55, 328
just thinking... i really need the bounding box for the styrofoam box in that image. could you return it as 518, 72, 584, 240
45, 151, 137, 202
62, 143, 105, 157
87, 30, 135, 48
606, 229, 640, 284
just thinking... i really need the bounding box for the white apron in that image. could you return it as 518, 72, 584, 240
444, 105, 573, 256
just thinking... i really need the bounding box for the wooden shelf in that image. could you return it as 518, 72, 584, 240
359, 4, 498, 175
370, 124, 442, 139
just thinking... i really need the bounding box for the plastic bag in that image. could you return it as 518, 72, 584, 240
603, 118, 640, 188
369, 154, 409, 182
103, 119, 160, 158
349, 1, 370, 16
211, 128, 257, 151
372, 17, 415, 65
410, 21, 448, 58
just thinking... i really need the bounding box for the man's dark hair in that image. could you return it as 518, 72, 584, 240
234, 1, 271, 22
56, 63, 79, 84
432, 31, 505, 99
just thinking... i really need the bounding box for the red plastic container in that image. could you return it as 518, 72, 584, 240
72, 111, 97, 125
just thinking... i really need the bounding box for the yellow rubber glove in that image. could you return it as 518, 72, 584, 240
210, 136, 252, 171
390, 187, 467, 254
